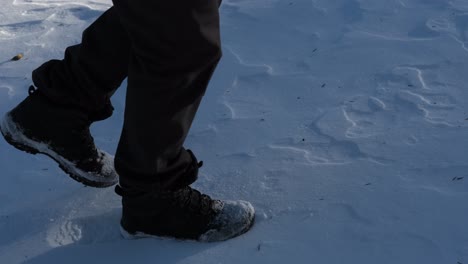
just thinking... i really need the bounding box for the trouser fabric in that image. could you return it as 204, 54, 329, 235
31, 0, 222, 190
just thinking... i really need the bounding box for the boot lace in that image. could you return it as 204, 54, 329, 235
28, 85, 37, 95
170, 186, 216, 217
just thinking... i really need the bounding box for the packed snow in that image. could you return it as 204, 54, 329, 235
1, 0, 467, 263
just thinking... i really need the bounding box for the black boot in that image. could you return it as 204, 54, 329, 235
115, 153, 255, 242
0, 86, 118, 187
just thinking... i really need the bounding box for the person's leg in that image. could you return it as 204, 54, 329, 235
32, 7, 130, 116
112, 0, 255, 241
112, 0, 222, 189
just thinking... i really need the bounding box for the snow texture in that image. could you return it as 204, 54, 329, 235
0, 0, 467, 263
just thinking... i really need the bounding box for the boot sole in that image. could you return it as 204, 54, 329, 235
119, 217, 255, 242
0, 113, 118, 188
119, 208, 256, 242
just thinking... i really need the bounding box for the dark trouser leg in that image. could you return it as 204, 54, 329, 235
32, 0, 221, 189
113, 0, 222, 190
32, 7, 130, 114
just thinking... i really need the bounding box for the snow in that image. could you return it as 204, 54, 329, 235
1, 0, 468, 263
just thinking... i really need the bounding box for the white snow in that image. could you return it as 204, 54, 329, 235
1, 0, 468, 263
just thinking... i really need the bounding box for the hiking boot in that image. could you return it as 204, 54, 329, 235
0, 86, 118, 187
116, 184, 255, 242
115, 152, 255, 242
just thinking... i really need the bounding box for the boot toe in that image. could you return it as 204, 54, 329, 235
199, 200, 255, 242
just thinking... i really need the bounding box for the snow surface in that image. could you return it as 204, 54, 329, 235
1, 0, 468, 263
